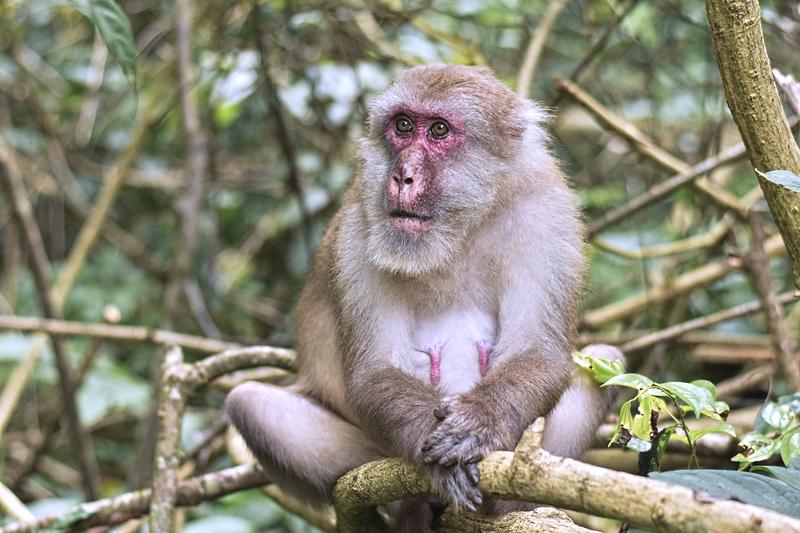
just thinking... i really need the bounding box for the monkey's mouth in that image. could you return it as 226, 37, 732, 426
389, 209, 432, 233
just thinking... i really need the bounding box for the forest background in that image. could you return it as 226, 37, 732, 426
1, 0, 800, 531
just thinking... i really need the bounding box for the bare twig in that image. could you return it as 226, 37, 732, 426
0, 145, 101, 498
745, 210, 800, 389
0, 482, 33, 522
166, 0, 209, 328
0, 464, 270, 532
593, 213, 734, 259
555, 76, 747, 217
588, 142, 748, 237
0, 315, 244, 354
583, 233, 785, 327
516, 0, 570, 98
252, 5, 311, 255
550, 0, 640, 106
773, 68, 800, 117
619, 291, 798, 353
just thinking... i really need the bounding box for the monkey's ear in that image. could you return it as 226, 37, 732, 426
511, 99, 552, 144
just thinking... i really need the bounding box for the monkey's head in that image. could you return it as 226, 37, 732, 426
357, 64, 551, 277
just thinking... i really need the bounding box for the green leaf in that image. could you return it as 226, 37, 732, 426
756, 169, 800, 193
652, 469, 800, 518
571, 350, 624, 383
658, 382, 715, 418
759, 402, 794, 432
68, 0, 138, 86
781, 428, 800, 467
691, 379, 717, 399
689, 422, 737, 442
625, 435, 652, 453
632, 396, 653, 440
733, 435, 781, 465
603, 373, 651, 390
752, 464, 800, 490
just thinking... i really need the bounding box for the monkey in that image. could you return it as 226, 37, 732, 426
226, 64, 623, 530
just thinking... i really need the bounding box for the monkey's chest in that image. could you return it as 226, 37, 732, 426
403, 308, 497, 394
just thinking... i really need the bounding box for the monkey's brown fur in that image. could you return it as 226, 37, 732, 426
227, 65, 622, 531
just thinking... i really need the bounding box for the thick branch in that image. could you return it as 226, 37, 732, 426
706, 0, 800, 287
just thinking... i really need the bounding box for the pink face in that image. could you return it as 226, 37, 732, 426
383, 108, 466, 234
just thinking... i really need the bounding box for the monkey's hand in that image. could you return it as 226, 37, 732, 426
420, 396, 501, 511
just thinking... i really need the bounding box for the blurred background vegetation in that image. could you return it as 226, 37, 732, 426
1, 0, 799, 531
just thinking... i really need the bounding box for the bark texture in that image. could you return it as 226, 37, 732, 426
706, 0, 800, 288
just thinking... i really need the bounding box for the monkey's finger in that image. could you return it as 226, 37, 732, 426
433, 405, 449, 420
466, 463, 480, 485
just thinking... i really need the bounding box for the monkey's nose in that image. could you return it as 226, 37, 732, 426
392, 174, 414, 187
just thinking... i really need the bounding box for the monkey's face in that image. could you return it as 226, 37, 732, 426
358, 65, 538, 277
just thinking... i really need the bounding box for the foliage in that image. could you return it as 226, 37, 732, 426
651, 461, 800, 519
574, 351, 734, 472
0, 0, 799, 530
734, 393, 800, 468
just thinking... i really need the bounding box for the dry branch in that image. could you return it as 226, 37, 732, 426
0, 315, 243, 354
745, 211, 800, 389
516, 0, 570, 98
0, 464, 270, 532
555, 76, 747, 217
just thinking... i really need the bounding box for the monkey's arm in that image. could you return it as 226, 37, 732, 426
421, 353, 572, 466
347, 361, 485, 510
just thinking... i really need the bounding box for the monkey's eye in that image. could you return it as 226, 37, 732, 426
429, 120, 450, 139
395, 116, 413, 134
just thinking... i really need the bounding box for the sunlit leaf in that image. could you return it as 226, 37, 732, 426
657, 382, 715, 418
571, 350, 624, 383
603, 372, 651, 390
756, 169, 800, 193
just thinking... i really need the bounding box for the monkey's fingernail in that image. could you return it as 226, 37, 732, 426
422, 456, 434, 464
466, 464, 480, 484
466, 452, 483, 464
441, 456, 457, 467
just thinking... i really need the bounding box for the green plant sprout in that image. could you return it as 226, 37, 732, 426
572, 351, 735, 473
733, 393, 800, 469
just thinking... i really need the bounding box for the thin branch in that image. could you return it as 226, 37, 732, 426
0, 145, 101, 498
166, 0, 209, 327
0, 464, 270, 532
592, 213, 734, 259
583, 233, 785, 327
0, 482, 33, 522
588, 142, 748, 237
619, 291, 798, 353
550, 0, 641, 106
252, 5, 311, 255
516, 0, 570, 98
555, 76, 748, 217
773, 68, 800, 117
0, 315, 244, 354
745, 210, 800, 389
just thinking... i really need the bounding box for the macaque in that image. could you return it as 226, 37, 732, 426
226, 64, 622, 529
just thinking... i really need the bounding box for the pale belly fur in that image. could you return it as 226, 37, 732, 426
400, 307, 497, 394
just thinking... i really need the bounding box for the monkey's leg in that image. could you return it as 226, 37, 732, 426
541, 344, 624, 459
226, 382, 384, 503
